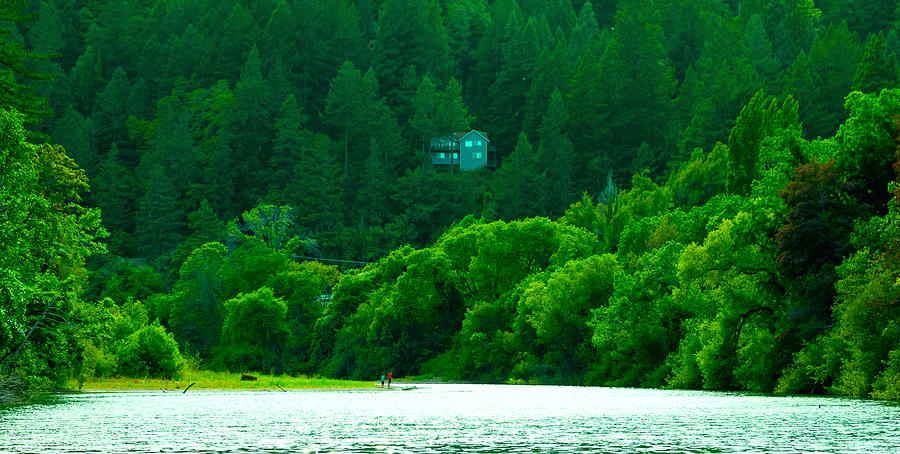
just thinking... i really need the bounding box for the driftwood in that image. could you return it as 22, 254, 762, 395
275, 384, 287, 392
182, 382, 195, 394
240, 374, 257, 381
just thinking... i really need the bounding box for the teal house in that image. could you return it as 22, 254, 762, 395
429, 130, 496, 171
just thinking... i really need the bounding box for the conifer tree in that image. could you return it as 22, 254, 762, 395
566, 50, 608, 192
537, 89, 577, 215
853, 32, 898, 94
0, 1, 51, 127
374, 0, 452, 115
91, 66, 131, 149
485, 12, 540, 153
524, 41, 572, 136
599, 0, 676, 180
743, 14, 781, 88
268, 94, 313, 201
94, 144, 136, 254
783, 22, 860, 139
492, 132, 546, 219
436, 77, 473, 134
136, 163, 184, 257
568, 1, 602, 61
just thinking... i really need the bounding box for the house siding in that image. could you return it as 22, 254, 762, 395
459, 131, 488, 170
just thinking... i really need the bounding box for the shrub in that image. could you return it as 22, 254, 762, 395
114, 323, 184, 378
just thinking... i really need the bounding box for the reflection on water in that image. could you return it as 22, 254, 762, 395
1, 384, 899, 453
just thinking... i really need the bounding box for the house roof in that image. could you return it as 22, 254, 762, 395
452, 130, 490, 142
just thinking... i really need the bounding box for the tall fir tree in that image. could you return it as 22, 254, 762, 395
374, 0, 452, 119
599, 0, 676, 180
0, 0, 52, 128
537, 89, 577, 215
267, 94, 313, 202
566, 50, 608, 193
136, 163, 184, 258
853, 32, 898, 94
492, 132, 546, 219
783, 21, 860, 139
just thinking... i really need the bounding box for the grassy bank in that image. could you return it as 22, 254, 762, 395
66, 370, 373, 391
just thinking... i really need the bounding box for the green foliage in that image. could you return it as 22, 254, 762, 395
114, 323, 184, 379
9, 0, 900, 400
217, 287, 289, 374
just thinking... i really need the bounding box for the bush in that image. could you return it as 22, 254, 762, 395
114, 323, 184, 378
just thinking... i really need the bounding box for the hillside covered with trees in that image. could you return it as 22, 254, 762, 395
2, 0, 900, 400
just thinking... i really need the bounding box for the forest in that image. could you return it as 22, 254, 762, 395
1, 0, 900, 401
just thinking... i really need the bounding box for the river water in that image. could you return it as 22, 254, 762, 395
1, 384, 898, 453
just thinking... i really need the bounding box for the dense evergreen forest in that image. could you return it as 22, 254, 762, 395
2, 0, 900, 401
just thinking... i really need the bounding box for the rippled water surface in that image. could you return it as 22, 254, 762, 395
2, 384, 899, 453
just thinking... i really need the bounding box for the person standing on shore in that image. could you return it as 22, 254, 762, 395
387, 371, 392, 388
380, 374, 385, 388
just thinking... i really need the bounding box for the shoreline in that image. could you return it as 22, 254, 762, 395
63, 371, 374, 393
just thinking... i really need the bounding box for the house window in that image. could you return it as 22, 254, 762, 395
476, 140, 483, 146
464, 140, 473, 147
453, 153, 459, 160
474, 152, 482, 159
438, 153, 446, 159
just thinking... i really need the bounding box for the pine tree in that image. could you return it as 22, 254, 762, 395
224, 45, 275, 203
492, 132, 546, 219
566, 50, 608, 192
136, 163, 184, 257
524, 41, 572, 136
436, 77, 473, 134
51, 104, 96, 178
374, 0, 452, 115
408, 75, 440, 153
485, 12, 541, 153
323, 61, 402, 177
599, 0, 676, 180
268, 94, 313, 201
285, 134, 345, 249
783, 22, 860, 139
853, 32, 898, 94
94, 144, 136, 255
0, 1, 52, 127
743, 14, 781, 88
537, 89, 577, 215
568, 1, 602, 61
91, 66, 131, 150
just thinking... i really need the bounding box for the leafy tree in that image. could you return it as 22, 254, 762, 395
834, 89, 900, 212
168, 243, 227, 358
0, 109, 105, 387
217, 287, 289, 374
114, 323, 184, 378
520, 254, 617, 381
727, 91, 800, 195
776, 159, 862, 322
